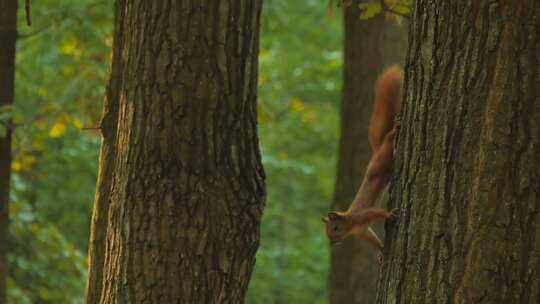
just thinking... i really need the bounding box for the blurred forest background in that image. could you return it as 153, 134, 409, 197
7, 0, 343, 303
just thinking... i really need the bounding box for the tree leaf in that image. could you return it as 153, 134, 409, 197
49, 119, 66, 138
359, 2, 382, 20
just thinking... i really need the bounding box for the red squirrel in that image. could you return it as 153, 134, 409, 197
322, 66, 403, 262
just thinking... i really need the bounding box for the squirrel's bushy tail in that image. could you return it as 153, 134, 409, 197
368, 65, 403, 151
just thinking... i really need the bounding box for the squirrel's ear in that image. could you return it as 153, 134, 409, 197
321, 216, 329, 223
327, 212, 342, 221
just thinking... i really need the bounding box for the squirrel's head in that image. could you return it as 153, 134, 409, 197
322, 212, 354, 245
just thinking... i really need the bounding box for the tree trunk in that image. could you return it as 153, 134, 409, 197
85, 1, 266, 303
329, 6, 407, 304
85, 1, 123, 302
0, 0, 17, 303
377, 1, 540, 303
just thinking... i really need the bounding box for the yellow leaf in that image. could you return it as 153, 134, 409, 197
359, 2, 382, 19
289, 98, 305, 112
71, 117, 83, 129
12, 160, 22, 171
60, 36, 82, 58
104, 34, 113, 47
49, 119, 66, 138
60, 37, 79, 55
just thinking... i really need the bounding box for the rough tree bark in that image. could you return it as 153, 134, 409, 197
85, 1, 266, 303
329, 6, 407, 304
85, 1, 123, 302
377, 1, 540, 303
0, 0, 17, 303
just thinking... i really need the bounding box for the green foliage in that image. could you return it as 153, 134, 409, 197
359, 2, 382, 19
8, 200, 86, 304
9, 0, 112, 302
246, 1, 341, 303
358, 0, 411, 19
325, 0, 411, 19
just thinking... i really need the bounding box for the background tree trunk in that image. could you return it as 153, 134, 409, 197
329, 6, 407, 304
0, 0, 17, 303
85, 1, 266, 303
377, 1, 540, 303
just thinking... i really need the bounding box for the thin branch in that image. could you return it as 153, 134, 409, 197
380, 0, 410, 19
326, 0, 334, 16
80, 126, 101, 131
25, 0, 32, 26
18, 24, 53, 39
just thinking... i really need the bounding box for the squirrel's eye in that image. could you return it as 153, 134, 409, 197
332, 224, 339, 231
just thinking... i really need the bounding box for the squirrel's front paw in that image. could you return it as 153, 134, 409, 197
388, 208, 400, 220
394, 117, 402, 128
